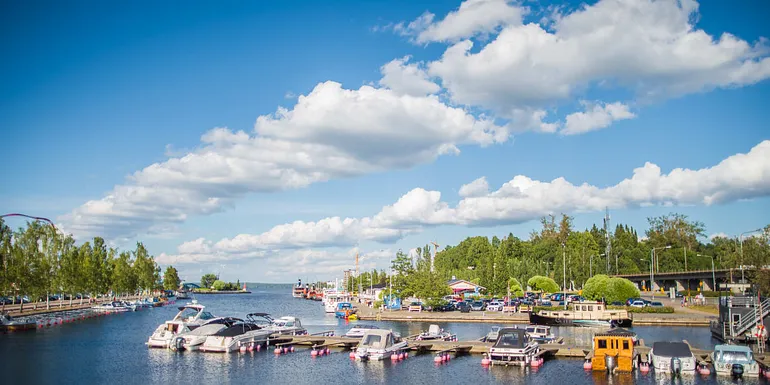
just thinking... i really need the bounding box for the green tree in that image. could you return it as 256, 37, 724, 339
527, 275, 559, 293
163, 266, 181, 291
508, 278, 524, 297
201, 273, 218, 289
212, 280, 226, 290
583, 274, 639, 303
112, 251, 137, 295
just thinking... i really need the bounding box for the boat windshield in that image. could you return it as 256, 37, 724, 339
496, 333, 522, 347
199, 312, 215, 321
361, 334, 385, 349
175, 307, 201, 321
717, 350, 753, 363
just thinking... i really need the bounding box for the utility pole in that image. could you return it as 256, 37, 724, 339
603, 208, 612, 273
562, 243, 567, 310
356, 250, 362, 297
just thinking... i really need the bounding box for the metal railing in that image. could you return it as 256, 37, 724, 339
733, 297, 770, 336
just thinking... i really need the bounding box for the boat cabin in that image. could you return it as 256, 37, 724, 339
591, 328, 635, 372
537, 301, 629, 321
273, 316, 301, 329
172, 305, 215, 323
358, 329, 397, 350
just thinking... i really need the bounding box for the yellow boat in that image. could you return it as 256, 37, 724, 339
591, 328, 635, 373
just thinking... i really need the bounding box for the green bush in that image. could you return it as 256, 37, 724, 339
679, 290, 722, 297
607, 305, 674, 313
583, 275, 639, 303
508, 278, 524, 297
527, 275, 559, 293
212, 280, 226, 291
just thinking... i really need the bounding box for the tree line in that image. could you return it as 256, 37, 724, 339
429, 213, 769, 296
0, 219, 181, 306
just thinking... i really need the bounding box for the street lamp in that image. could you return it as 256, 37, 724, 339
739, 228, 763, 283
650, 246, 671, 299
562, 243, 567, 310
697, 254, 716, 292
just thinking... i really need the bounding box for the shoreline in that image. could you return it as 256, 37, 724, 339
192, 290, 252, 295
355, 308, 714, 327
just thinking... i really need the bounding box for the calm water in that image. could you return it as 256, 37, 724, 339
1, 285, 766, 385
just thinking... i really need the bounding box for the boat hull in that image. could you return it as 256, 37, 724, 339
1, 323, 37, 332
529, 312, 631, 327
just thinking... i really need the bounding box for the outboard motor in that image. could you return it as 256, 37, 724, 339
605, 354, 617, 373
671, 357, 682, 375
171, 336, 185, 351
731, 363, 744, 378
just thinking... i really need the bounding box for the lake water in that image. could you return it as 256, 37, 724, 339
1, 284, 765, 385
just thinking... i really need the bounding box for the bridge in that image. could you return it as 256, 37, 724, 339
614, 268, 754, 292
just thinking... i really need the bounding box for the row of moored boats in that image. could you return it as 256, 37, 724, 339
146, 301, 306, 353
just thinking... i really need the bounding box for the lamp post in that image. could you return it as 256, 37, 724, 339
739, 228, 763, 283
650, 246, 671, 299
697, 254, 716, 292
562, 243, 567, 310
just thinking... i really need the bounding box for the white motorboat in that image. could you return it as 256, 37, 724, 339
0, 312, 36, 332
649, 341, 696, 375
345, 324, 380, 338
146, 301, 217, 348
91, 301, 132, 313
248, 313, 307, 336
488, 328, 540, 366
323, 290, 351, 313
199, 320, 273, 353
525, 325, 558, 343
354, 329, 409, 361
170, 317, 241, 351
712, 344, 760, 378
415, 324, 455, 341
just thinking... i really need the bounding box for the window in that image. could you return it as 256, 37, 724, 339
598, 340, 607, 349
582, 306, 587, 311
623, 340, 629, 350
588, 306, 593, 311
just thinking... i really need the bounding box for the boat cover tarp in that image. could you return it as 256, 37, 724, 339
493, 328, 528, 348
214, 323, 262, 337
652, 341, 691, 357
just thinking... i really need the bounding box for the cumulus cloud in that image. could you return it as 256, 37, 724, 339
561, 101, 636, 135
379, 56, 441, 96
709, 232, 729, 240
165, 140, 770, 264
396, 0, 525, 44
61, 81, 508, 240
428, 0, 770, 112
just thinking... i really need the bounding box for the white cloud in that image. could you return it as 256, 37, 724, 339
428, 0, 770, 112
378, 56, 441, 96
166, 140, 770, 264
561, 101, 636, 135
709, 232, 729, 240
397, 0, 526, 44
458, 176, 490, 197
61, 81, 508, 240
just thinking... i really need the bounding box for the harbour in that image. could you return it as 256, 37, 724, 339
3, 284, 769, 385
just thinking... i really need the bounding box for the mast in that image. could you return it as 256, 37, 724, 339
603, 208, 612, 273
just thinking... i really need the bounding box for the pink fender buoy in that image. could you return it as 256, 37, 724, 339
698, 365, 710, 375
640, 363, 650, 373
310, 349, 318, 357
290, 346, 295, 353
282, 347, 288, 354
481, 357, 491, 366
399, 352, 405, 360
274, 347, 282, 355
434, 355, 442, 363
583, 360, 592, 370
256, 344, 262, 352
531, 358, 540, 367
240, 346, 247, 353
350, 351, 356, 359
391, 353, 398, 361
764, 369, 770, 379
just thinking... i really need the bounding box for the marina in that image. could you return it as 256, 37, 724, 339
3, 284, 769, 384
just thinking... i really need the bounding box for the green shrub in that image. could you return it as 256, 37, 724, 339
583, 275, 639, 303
607, 305, 674, 313
527, 275, 559, 293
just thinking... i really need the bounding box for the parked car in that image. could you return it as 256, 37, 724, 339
470, 300, 485, 311
456, 301, 471, 313
539, 300, 552, 307
610, 301, 625, 306
486, 301, 503, 311
432, 302, 455, 312
630, 300, 647, 308
649, 301, 664, 307
408, 302, 423, 312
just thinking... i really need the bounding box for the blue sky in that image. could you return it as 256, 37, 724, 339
2, 0, 769, 283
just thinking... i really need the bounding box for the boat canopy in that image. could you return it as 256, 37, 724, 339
359, 330, 394, 349
428, 325, 441, 335
213, 323, 262, 337
595, 327, 636, 338
714, 344, 754, 363
246, 313, 275, 324
493, 328, 529, 348
651, 341, 692, 357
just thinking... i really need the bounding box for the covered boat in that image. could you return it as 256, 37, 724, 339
415, 324, 455, 341
323, 290, 352, 313
199, 321, 272, 353
345, 324, 380, 338
711, 344, 760, 377
0, 312, 36, 332
529, 301, 631, 327
91, 301, 132, 313
649, 341, 695, 375
488, 328, 540, 366
591, 328, 636, 373
335, 302, 356, 319
147, 302, 217, 348
354, 329, 408, 361
524, 325, 557, 344
170, 317, 241, 351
